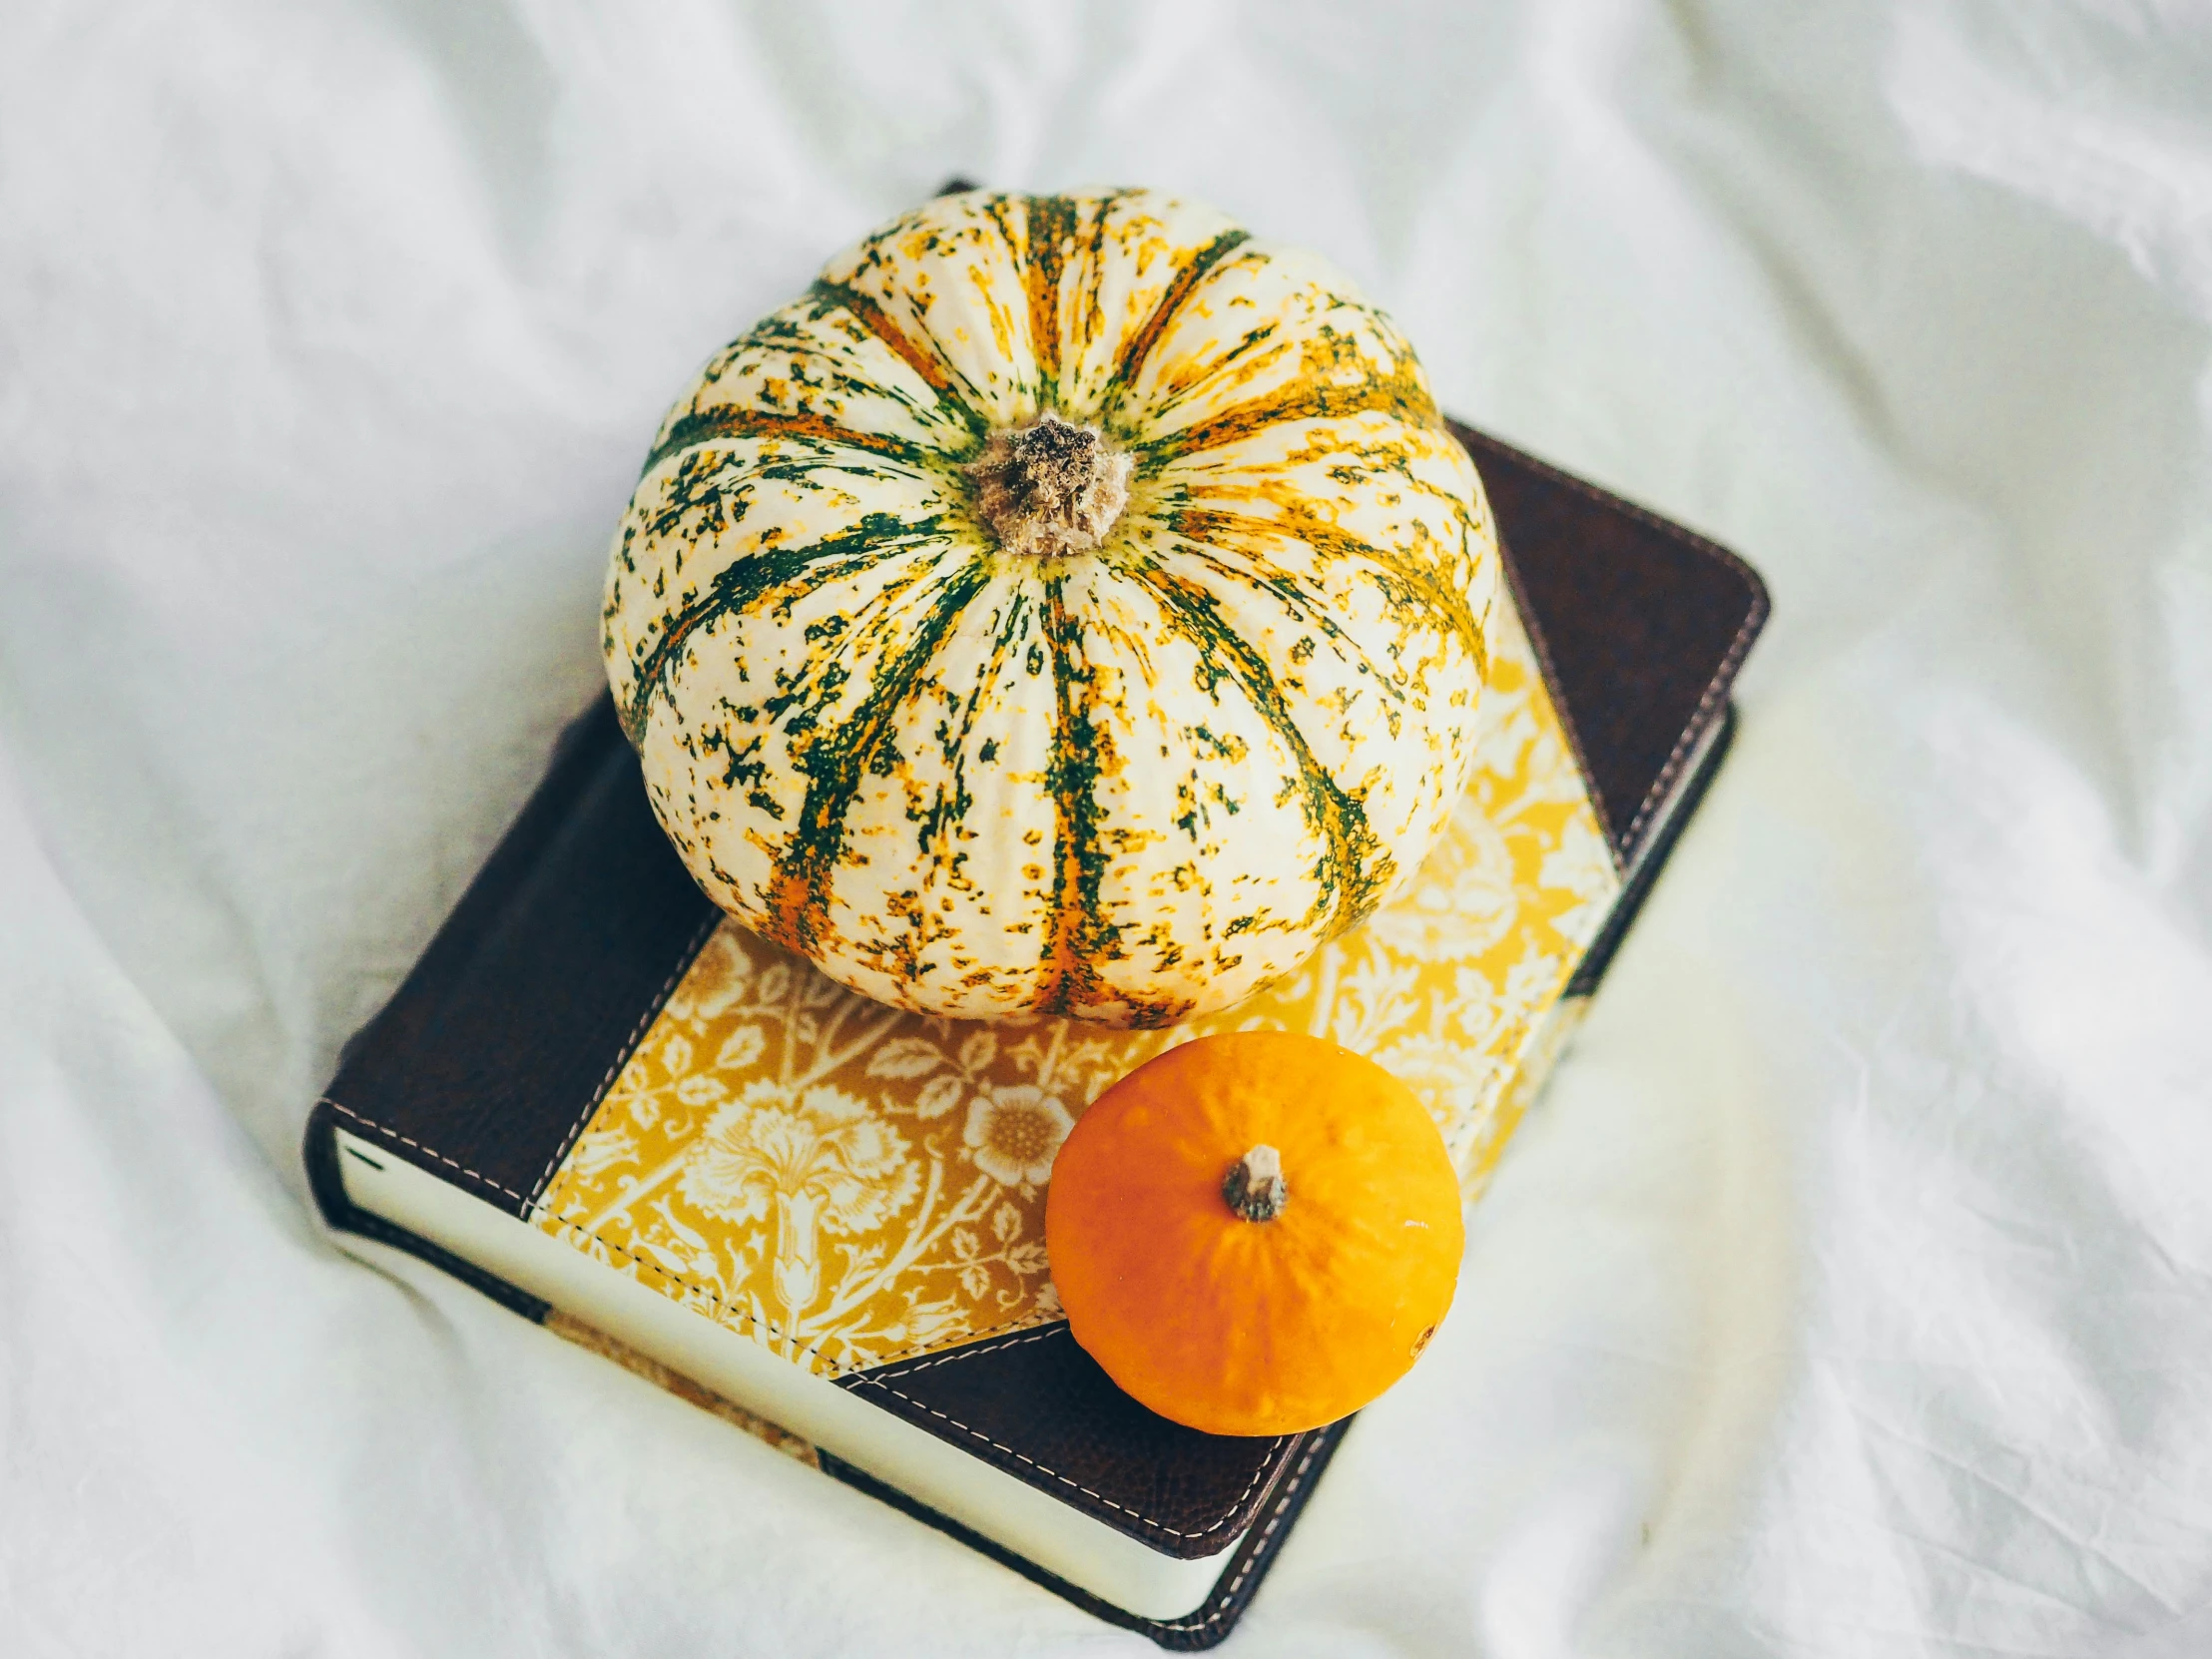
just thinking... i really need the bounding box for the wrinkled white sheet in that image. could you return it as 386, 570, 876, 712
6, 3, 2212, 1654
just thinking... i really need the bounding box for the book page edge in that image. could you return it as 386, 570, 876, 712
328, 1126, 1235, 1622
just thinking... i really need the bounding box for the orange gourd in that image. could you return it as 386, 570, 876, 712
1045, 1031, 1463, 1436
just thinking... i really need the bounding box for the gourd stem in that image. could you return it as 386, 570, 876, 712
1223, 1144, 1289, 1223
966, 414, 1132, 559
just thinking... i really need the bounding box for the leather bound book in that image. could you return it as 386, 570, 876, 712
304, 419, 1766, 1649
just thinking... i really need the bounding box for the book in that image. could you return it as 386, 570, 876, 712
304, 419, 1767, 1649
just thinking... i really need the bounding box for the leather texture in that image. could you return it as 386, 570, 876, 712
316, 698, 721, 1219
818, 1416, 1355, 1652
303, 417, 1769, 1643
1450, 421, 1769, 869
1565, 706, 1736, 999
834, 1322, 1299, 1560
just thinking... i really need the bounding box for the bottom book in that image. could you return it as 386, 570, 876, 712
543, 1305, 1361, 1641
306, 422, 1765, 1646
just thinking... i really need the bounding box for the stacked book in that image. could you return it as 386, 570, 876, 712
307, 420, 1765, 1647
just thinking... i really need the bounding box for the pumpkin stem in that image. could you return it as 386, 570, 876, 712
1222, 1144, 1289, 1223
966, 414, 1132, 558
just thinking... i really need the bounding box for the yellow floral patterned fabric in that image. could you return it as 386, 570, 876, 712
533, 593, 1618, 1381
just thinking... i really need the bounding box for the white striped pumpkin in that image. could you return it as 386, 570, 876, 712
603, 188, 1499, 1027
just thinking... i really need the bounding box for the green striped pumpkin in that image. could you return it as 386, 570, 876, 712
603, 188, 1498, 1027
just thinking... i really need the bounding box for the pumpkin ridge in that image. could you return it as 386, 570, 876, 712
1063, 194, 1133, 384
761, 556, 997, 956
1105, 228, 1254, 414
1014, 194, 1076, 405
616, 512, 951, 748
1122, 316, 1288, 437
643, 408, 937, 477
913, 583, 1034, 884
804, 278, 991, 443
1106, 555, 1392, 940
669, 301, 970, 458
970, 191, 1031, 340
1140, 331, 1440, 466
1033, 571, 1121, 1019
1170, 501, 1487, 680
1153, 516, 1410, 707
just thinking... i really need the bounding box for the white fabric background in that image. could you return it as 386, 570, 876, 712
5, 3, 2210, 1653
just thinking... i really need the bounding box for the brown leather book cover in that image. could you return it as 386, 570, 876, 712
304, 419, 1766, 1648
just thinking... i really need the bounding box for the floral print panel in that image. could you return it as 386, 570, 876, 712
532, 593, 1619, 1381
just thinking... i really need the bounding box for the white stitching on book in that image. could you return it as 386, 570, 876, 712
841, 1369, 1288, 1544
528, 908, 722, 1208
1153, 1438, 1325, 1630
322, 1100, 529, 1202
855, 1324, 1063, 1377
1619, 605, 1759, 851
1459, 428, 1768, 859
